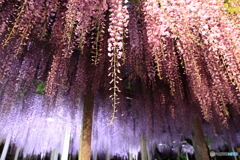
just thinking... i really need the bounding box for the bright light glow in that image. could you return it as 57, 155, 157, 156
46, 118, 54, 122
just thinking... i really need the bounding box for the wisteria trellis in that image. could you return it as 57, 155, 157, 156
0, 0, 240, 157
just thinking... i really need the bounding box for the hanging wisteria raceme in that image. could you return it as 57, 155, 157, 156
45, 52, 67, 105
15, 42, 39, 91
149, 0, 240, 123
200, 2, 240, 98
140, 0, 185, 120
195, 0, 240, 120
45, 1, 73, 103
0, 89, 239, 157
45, 0, 109, 107
0, 0, 238, 122
141, 0, 167, 80
61, 0, 105, 57
0, 1, 17, 38
36, 0, 59, 40
61, 0, 79, 57
43, 1, 67, 106
1, 0, 27, 40
163, 0, 214, 121
90, 0, 108, 65
127, 3, 146, 81
0, 0, 4, 6
0, 45, 16, 84
2, 0, 51, 56
107, 0, 129, 124
0, 94, 82, 156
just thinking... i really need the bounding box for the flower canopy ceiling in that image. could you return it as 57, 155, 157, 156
0, 0, 240, 158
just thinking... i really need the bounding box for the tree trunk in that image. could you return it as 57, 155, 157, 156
79, 90, 94, 160
192, 117, 210, 160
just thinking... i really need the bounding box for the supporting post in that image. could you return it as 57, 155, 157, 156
14, 147, 21, 160
55, 148, 59, 160
93, 153, 97, 160
61, 126, 71, 160
230, 145, 237, 160
79, 90, 94, 160
176, 146, 180, 160
140, 135, 148, 160
51, 148, 58, 160
147, 149, 152, 160
192, 117, 210, 160
51, 150, 54, 160
0, 135, 11, 160
186, 152, 189, 160
128, 153, 133, 160
106, 150, 110, 160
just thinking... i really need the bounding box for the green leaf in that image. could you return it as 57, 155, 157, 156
224, 3, 229, 9
177, 153, 187, 160
235, 7, 240, 13
228, 7, 235, 14
36, 82, 46, 95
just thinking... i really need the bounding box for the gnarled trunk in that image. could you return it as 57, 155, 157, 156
192, 117, 210, 160
79, 90, 94, 160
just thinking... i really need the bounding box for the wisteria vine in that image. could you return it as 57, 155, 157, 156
0, 0, 240, 156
